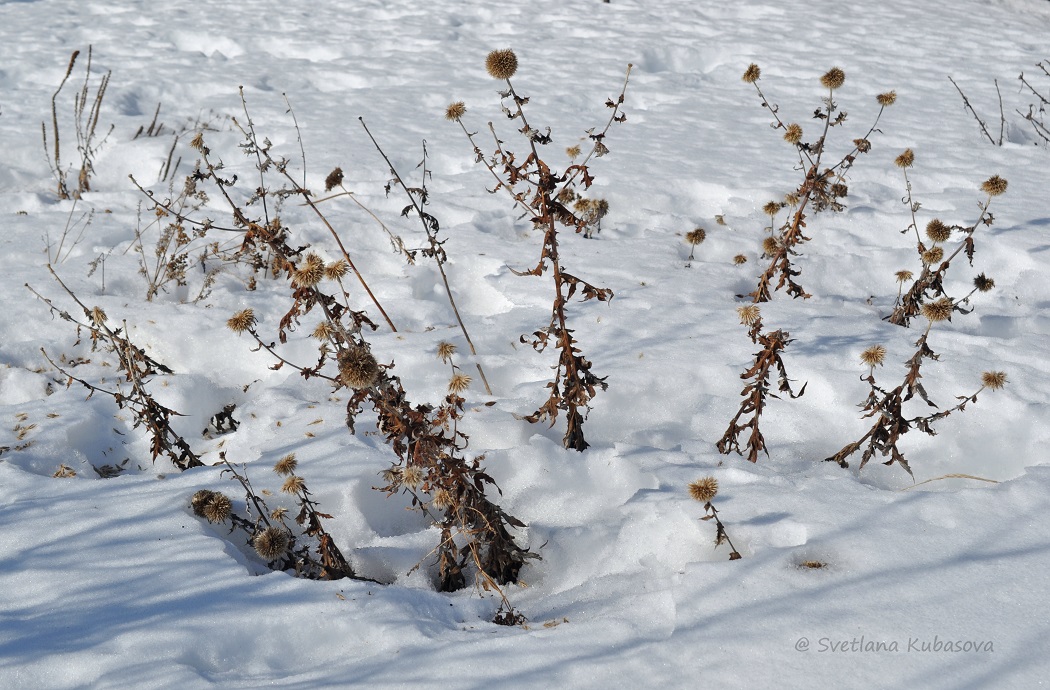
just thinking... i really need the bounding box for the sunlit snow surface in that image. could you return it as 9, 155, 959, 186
2, 0, 1049, 687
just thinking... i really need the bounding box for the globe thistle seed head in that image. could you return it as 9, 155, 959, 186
380, 468, 401, 486
762, 200, 783, 217
437, 341, 457, 363
191, 489, 218, 517
432, 488, 455, 511
876, 91, 897, 107
402, 465, 424, 489
202, 493, 232, 523
444, 101, 467, 122
273, 453, 298, 476
281, 475, 306, 495
90, 306, 107, 326
733, 254, 748, 265
485, 49, 518, 80
761, 235, 781, 256
853, 138, 872, 153
227, 308, 256, 334
685, 228, 706, 246
921, 298, 954, 322
688, 477, 719, 503
860, 345, 887, 367
270, 507, 288, 521
974, 273, 995, 292
324, 259, 349, 280
292, 253, 326, 288
895, 149, 915, 169
324, 167, 343, 192
448, 372, 472, 395
981, 371, 1007, 390
820, 67, 846, 90
337, 345, 380, 389
831, 183, 848, 198
981, 175, 1008, 197
742, 63, 761, 83
921, 246, 945, 265
784, 192, 801, 207
737, 304, 761, 326
253, 526, 290, 561
557, 187, 578, 204
783, 123, 803, 144
925, 219, 951, 243
312, 320, 335, 341
566, 145, 582, 160
895, 269, 914, 283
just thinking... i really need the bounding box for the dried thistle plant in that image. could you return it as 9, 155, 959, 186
886, 169, 1006, 327
688, 477, 741, 560
448, 49, 632, 451
717, 305, 806, 463
1017, 60, 1050, 145
742, 63, 895, 302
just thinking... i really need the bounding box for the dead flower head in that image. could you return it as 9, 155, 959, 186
281, 475, 306, 495
402, 465, 424, 489
448, 372, 472, 395
860, 344, 887, 367
742, 63, 761, 84
921, 246, 945, 265
688, 477, 719, 503
762, 200, 783, 217
733, 254, 748, 265
783, 123, 803, 144
820, 67, 846, 90
876, 91, 897, 107
981, 371, 1007, 390
293, 253, 326, 288
253, 526, 290, 561
925, 219, 951, 243
445, 101, 467, 122
325, 260, 350, 280
737, 304, 761, 326
337, 345, 380, 389
202, 493, 232, 523
895, 269, 914, 283
981, 175, 1008, 197
973, 273, 995, 292
486, 49, 518, 80
685, 228, 706, 246
90, 306, 107, 326
324, 167, 344, 192
437, 341, 457, 363
227, 308, 256, 334
432, 488, 455, 511
921, 298, 954, 323
895, 149, 915, 169
274, 453, 298, 476
312, 320, 336, 341
761, 236, 781, 256
566, 144, 582, 160
191, 489, 217, 517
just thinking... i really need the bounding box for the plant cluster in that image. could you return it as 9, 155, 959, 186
688, 476, 741, 560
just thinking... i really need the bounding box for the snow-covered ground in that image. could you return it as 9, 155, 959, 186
2, 0, 1049, 687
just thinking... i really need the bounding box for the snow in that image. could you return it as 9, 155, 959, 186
2, 0, 1050, 687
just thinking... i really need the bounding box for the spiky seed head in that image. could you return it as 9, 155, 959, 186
733, 254, 748, 265
557, 187, 578, 204
190, 132, 207, 153
293, 253, 326, 288
784, 123, 803, 144
191, 489, 218, 517
566, 144, 582, 160
325, 259, 349, 280
688, 477, 719, 503
895, 269, 914, 283
853, 138, 872, 153
281, 475, 306, 495
444, 101, 467, 122
974, 273, 995, 292
921, 298, 954, 322
981, 371, 1007, 390
895, 149, 915, 169
437, 341, 457, 363
876, 91, 897, 106
762, 200, 783, 216
742, 63, 761, 83
432, 488, 455, 510
715, 215, 727, 226
274, 453, 298, 476
485, 49, 518, 80
761, 236, 781, 256
324, 167, 344, 192
227, 308, 256, 334
380, 468, 401, 485
784, 192, 801, 207
921, 246, 945, 265
595, 199, 610, 217
981, 175, 1008, 197
685, 228, 706, 246
402, 465, 424, 489
831, 183, 848, 198
270, 507, 288, 521
860, 345, 887, 367
820, 67, 846, 90
925, 219, 951, 243
448, 372, 472, 395
337, 346, 380, 389
90, 306, 107, 326
202, 493, 232, 523
737, 304, 761, 326
312, 321, 335, 341
253, 526, 290, 561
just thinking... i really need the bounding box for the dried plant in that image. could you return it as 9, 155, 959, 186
687, 477, 741, 560
717, 305, 806, 463
27, 266, 204, 471
447, 50, 632, 450
41, 46, 113, 200
886, 169, 1006, 327
948, 75, 1005, 146
742, 64, 894, 302
1017, 60, 1050, 145
356, 127, 494, 395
